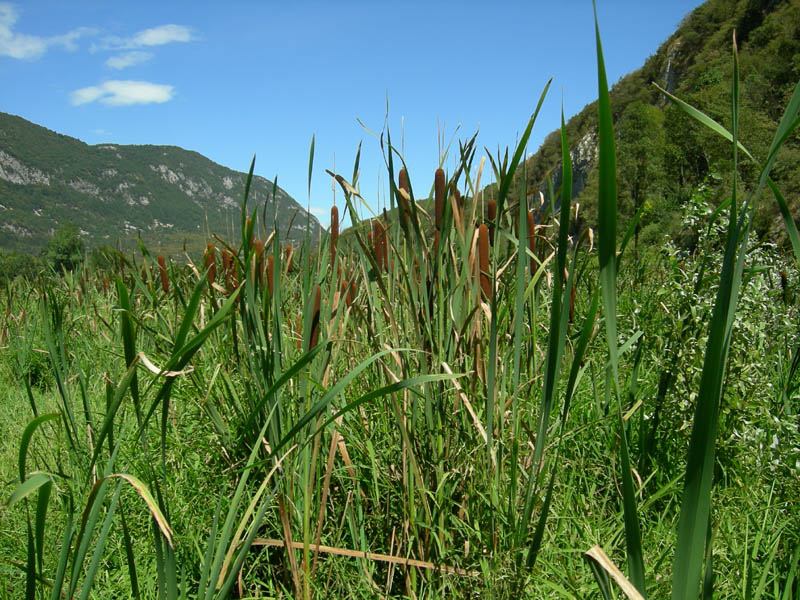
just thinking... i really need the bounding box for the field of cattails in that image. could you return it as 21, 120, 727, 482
1, 15, 799, 600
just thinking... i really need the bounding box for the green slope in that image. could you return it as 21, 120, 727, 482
0, 112, 322, 256
486, 0, 800, 247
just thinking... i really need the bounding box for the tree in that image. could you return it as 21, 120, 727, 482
42, 222, 84, 273
616, 101, 667, 254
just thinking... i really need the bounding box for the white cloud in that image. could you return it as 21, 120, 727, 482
71, 80, 174, 106
105, 50, 152, 69
132, 24, 192, 47
97, 24, 194, 51
310, 207, 330, 227
0, 3, 92, 60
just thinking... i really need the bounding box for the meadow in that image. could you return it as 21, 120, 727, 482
1, 14, 799, 599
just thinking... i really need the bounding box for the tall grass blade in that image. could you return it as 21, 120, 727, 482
5, 473, 52, 508
593, 3, 646, 593
18, 413, 60, 483
671, 33, 744, 600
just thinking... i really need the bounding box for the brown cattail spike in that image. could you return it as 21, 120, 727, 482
157, 254, 169, 294
285, 244, 294, 273
397, 168, 410, 229
330, 205, 339, 267
222, 249, 233, 293
373, 220, 387, 272
487, 199, 497, 245
309, 285, 321, 350
267, 255, 275, 297
434, 168, 445, 231
246, 217, 254, 248
527, 210, 537, 278
478, 224, 490, 299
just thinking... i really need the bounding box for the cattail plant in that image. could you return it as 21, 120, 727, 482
373, 220, 387, 272
397, 168, 411, 230
285, 244, 295, 273
246, 217, 254, 249
310, 284, 321, 349
345, 278, 356, 308
487, 199, 497, 245
221, 249, 233, 293
435, 168, 445, 232
157, 254, 169, 294
330, 204, 339, 267
254, 239, 265, 285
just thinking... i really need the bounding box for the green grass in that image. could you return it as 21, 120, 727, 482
1, 12, 800, 600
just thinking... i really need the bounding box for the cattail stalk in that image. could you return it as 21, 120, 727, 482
285, 244, 294, 273
330, 204, 339, 267
373, 220, 387, 272
254, 240, 265, 285
267, 255, 274, 297
487, 199, 497, 245
397, 168, 411, 230
435, 168, 445, 231
157, 254, 169, 294
309, 285, 321, 350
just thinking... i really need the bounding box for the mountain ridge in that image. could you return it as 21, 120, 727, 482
0, 111, 322, 256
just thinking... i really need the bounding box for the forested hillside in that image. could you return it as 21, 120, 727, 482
490, 0, 800, 248
0, 112, 321, 256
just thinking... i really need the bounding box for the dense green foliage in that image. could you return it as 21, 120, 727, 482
0, 112, 322, 256
40, 222, 85, 273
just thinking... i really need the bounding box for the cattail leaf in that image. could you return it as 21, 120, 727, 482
672, 32, 746, 600
594, 3, 646, 593
18, 413, 60, 484
106, 474, 174, 548
76, 482, 123, 600
308, 134, 315, 198
4, 473, 51, 509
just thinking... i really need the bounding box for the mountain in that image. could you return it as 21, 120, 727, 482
487, 0, 800, 247
0, 112, 322, 256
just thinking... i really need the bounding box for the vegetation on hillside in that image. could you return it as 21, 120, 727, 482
0, 112, 321, 256
486, 0, 800, 250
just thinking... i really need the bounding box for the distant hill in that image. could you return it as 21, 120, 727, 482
0, 112, 322, 256
484, 0, 800, 247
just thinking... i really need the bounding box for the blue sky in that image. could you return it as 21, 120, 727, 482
1, 1, 704, 228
